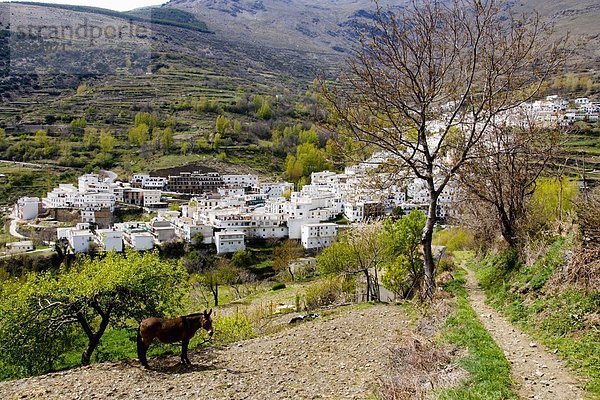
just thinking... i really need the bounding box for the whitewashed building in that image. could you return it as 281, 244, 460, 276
95, 229, 123, 252
16, 197, 40, 220
57, 225, 94, 253
129, 232, 155, 250
301, 223, 339, 250
215, 231, 245, 254
222, 174, 259, 188
5, 241, 34, 254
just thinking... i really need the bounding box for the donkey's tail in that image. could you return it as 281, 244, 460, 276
136, 324, 148, 367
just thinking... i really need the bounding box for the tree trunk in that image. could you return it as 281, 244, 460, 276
212, 284, 219, 307
364, 269, 371, 301
81, 314, 110, 366
498, 208, 518, 249
372, 267, 380, 302
287, 266, 295, 282
422, 192, 438, 301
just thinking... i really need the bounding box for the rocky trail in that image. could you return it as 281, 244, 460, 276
0, 305, 407, 400
464, 268, 588, 400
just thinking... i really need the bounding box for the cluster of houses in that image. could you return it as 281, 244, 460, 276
11, 152, 456, 255
522, 95, 600, 125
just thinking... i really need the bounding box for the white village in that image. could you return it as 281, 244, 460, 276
5, 94, 599, 257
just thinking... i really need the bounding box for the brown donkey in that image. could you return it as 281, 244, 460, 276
137, 309, 213, 367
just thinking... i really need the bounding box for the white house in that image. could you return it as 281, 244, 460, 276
65, 228, 94, 253
5, 240, 34, 254
129, 232, 155, 251
131, 174, 167, 190
95, 229, 123, 252
301, 223, 339, 250
150, 219, 177, 243
215, 231, 245, 254
17, 197, 40, 220
259, 182, 294, 198
171, 217, 214, 244
222, 174, 259, 188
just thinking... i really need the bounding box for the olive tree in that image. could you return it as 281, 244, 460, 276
0, 250, 187, 373
317, 223, 387, 301
322, 0, 566, 299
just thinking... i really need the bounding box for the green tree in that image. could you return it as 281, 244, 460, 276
285, 143, 332, 183
99, 131, 117, 153
0, 127, 5, 147
381, 210, 426, 299
233, 120, 243, 135
83, 128, 98, 149
215, 115, 230, 135
213, 133, 222, 150
256, 99, 272, 120
134, 112, 159, 130
231, 250, 254, 269
299, 125, 319, 145
0, 251, 187, 374
34, 130, 49, 148
317, 223, 386, 301
70, 117, 87, 134
161, 127, 174, 152
180, 142, 189, 155
128, 123, 149, 146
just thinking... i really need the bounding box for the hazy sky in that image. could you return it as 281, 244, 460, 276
0, 1, 167, 12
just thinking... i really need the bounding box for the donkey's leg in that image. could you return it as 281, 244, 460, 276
181, 339, 190, 365
137, 328, 150, 367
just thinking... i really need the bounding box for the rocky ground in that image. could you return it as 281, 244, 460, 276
464, 269, 588, 400
0, 305, 408, 400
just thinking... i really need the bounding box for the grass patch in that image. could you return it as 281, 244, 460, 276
436, 269, 517, 399
472, 239, 600, 396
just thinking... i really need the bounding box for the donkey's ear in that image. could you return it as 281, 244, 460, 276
203, 309, 207, 315
208, 308, 213, 316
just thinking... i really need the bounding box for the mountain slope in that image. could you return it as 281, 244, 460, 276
165, 0, 600, 57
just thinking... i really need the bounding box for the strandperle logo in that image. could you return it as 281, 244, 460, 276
13, 18, 149, 45
1, 3, 154, 76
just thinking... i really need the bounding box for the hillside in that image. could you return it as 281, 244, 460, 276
0, 0, 600, 198
0, 305, 407, 400
165, 0, 600, 57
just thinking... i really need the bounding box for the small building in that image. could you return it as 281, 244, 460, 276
5, 240, 34, 254
214, 231, 245, 254
95, 229, 123, 252
129, 232, 155, 251
17, 197, 41, 220
151, 219, 177, 243
69, 230, 94, 253
301, 223, 339, 250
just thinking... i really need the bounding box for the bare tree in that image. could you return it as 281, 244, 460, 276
322, 0, 566, 299
457, 114, 562, 248
273, 240, 304, 281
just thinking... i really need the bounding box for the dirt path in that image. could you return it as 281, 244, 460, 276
464, 268, 588, 399
0, 305, 406, 400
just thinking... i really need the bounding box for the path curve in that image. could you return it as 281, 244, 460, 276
0, 305, 406, 400
465, 268, 587, 400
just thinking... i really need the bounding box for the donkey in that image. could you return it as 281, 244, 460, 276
137, 309, 213, 368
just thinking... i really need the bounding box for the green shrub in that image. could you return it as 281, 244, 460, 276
271, 282, 286, 291
213, 313, 256, 345
304, 277, 354, 310
433, 227, 476, 252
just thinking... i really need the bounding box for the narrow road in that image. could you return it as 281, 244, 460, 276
9, 216, 27, 239
464, 268, 587, 400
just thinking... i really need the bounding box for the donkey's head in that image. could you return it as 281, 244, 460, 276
202, 308, 213, 337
